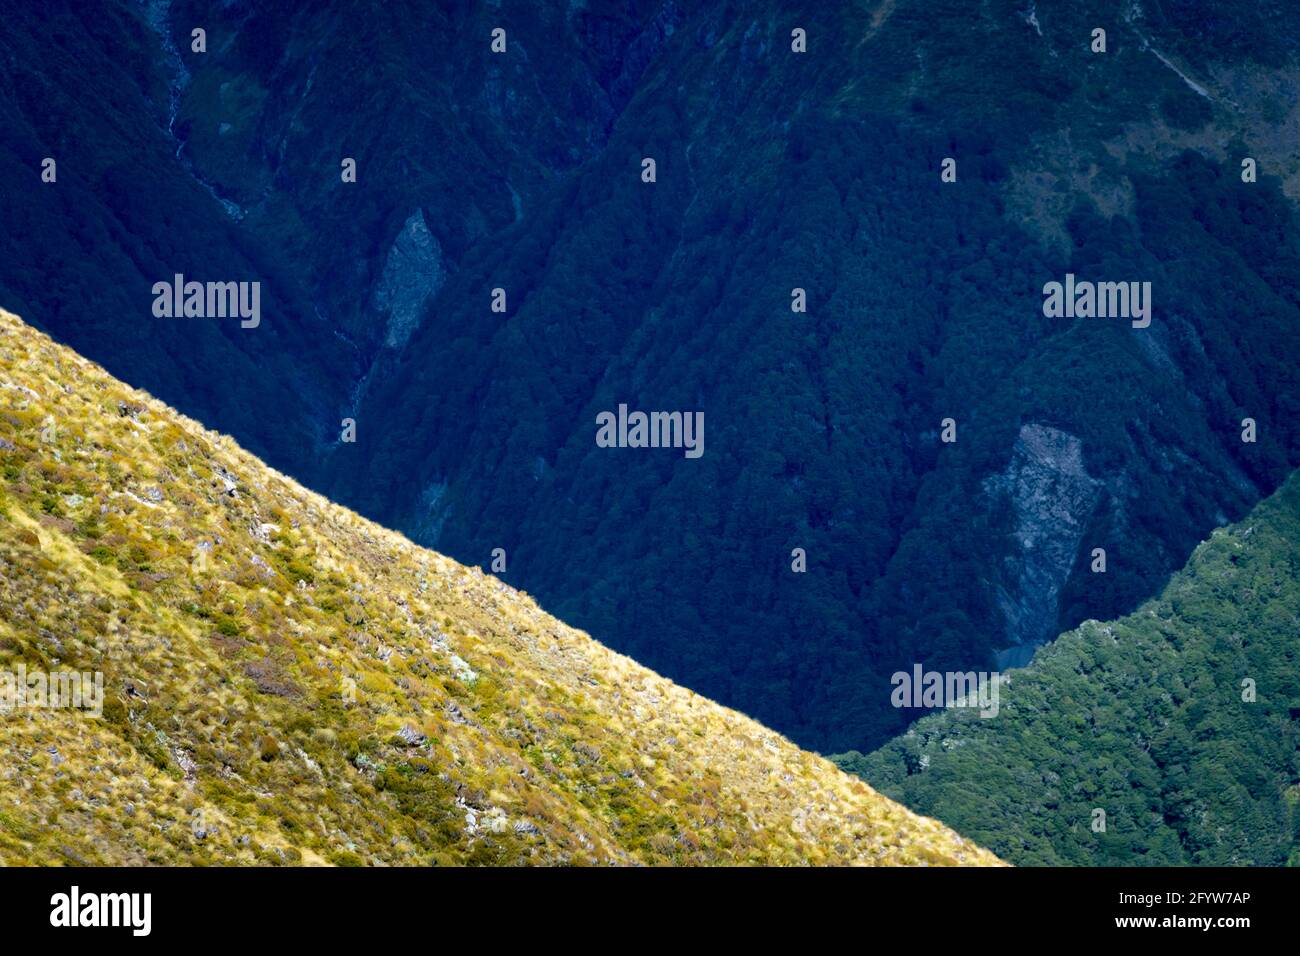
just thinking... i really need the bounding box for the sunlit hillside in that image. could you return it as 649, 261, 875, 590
0, 308, 998, 866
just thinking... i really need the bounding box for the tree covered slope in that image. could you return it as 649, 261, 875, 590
0, 308, 998, 866
320, 0, 1300, 753
835, 470, 1300, 866
2, 1, 1298, 757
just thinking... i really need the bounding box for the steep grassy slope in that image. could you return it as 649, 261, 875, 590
0, 309, 997, 866
836, 471, 1300, 866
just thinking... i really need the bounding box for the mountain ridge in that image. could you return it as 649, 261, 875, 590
0, 306, 999, 866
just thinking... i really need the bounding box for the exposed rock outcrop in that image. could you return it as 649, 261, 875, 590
984, 424, 1102, 667
372, 210, 446, 350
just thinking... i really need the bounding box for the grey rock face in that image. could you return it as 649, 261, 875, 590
372, 210, 445, 350
984, 424, 1102, 665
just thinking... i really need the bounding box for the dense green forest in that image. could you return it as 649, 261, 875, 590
332, 3, 1300, 751
837, 469, 1300, 865
0, 0, 352, 473
2, 1, 1298, 756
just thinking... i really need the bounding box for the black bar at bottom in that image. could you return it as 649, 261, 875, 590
0, 865, 1288, 943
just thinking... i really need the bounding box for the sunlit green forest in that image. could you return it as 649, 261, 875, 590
837, 469, 1300, 866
